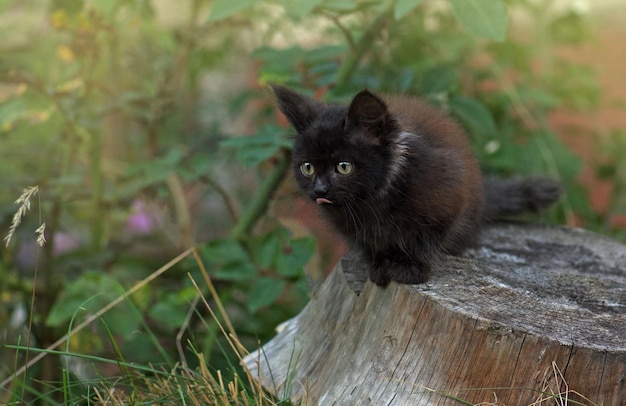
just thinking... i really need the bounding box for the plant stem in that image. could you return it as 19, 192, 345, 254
89, 127, 105, 249
321, 10, 356, 51
199, 174, 239, 221
231, 153, 290, 241
167, 173, 194, 248
332, 0, 395, 89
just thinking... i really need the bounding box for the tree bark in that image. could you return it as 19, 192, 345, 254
243, 224, 626, 405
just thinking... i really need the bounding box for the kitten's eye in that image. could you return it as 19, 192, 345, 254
336, 162, 353, 175
300, 162, 315, 177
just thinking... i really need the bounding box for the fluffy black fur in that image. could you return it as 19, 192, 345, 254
272, 85, 561, 287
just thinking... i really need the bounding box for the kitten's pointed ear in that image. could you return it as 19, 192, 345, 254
346, 90, 389, 128
271, 85, 323, 133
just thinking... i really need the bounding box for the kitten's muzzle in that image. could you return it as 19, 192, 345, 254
313, 177, 330, 195
313, 177, 333, 205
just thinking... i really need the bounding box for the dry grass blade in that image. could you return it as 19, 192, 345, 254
531, 361, 598, 406
188, 275, 274, 403
193, 249, 237, 342
188, 250, 279, 405
92, 350, 278, 405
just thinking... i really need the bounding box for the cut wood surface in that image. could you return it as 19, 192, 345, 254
243, 224, 626, 405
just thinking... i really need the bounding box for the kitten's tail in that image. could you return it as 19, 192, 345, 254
482, 177, 562, 221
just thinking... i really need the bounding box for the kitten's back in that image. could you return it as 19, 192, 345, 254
383, 94, 561, 223
382, 95, 472, 152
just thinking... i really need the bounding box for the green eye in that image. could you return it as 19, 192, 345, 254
300, 162, 315, 177
336, 162, 353, 175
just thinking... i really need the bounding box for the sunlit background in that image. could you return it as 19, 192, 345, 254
1, 0, 625, 403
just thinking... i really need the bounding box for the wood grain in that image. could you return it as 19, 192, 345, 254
243, 224, 626, 405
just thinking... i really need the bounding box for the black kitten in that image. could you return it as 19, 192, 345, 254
272, 85, 561, 287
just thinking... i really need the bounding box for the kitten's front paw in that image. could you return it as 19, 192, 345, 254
391, 262, 430, 285
369, 266, 392, 287
369, 256, 431, 287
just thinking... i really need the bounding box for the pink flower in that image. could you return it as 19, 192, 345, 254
125, 200, 158, 235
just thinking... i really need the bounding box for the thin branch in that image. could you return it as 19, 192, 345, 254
166, 173, 195, 247
320, 10, 356, 51
198, 174, 239, 222
332, 0, 395, 88
231, 153, 290, 241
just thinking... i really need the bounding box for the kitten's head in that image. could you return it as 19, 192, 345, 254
271, 85, 404, 207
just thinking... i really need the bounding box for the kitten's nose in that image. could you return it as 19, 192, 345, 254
313, 177, 330, 197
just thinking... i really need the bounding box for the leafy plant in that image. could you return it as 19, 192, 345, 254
0, 0, 309, 402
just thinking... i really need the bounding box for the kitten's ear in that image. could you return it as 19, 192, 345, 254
346, 90, 389, 128
271, 85, 323, 133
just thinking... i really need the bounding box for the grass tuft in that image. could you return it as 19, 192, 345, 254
531, 361, 598, 406
2, 247, 293, 405
87, 250, 287, 405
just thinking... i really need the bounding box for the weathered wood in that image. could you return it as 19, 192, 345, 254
243, 224, 626, 405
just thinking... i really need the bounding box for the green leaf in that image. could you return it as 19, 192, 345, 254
321, 0, 357, 12
221, 125, 292, 167
517, 87, 560, 109
301, 45, 346, 63
247, 277, 286, 313
52, 0, 84, 15
0, 98, 28, 132
251, 229, 284, 269
102, 306, 142, 340
119, 147, 184, 196
180, 152, 213, 181
46, 297, 89, 327
203, 238, 246, 262
487, 41, 531, 71
293, 277, 310, 302
419, 65, 459, 95
203, 238, 258, 281
275, 237, 316, 277
46, 272, 123, 327
214, 261, 257, 282
208, 0, 258, 21
487, 130, 581, 181
394, 0, 425, 20
449, 0, 508, 41
149, 300, 189, 330
530, 131, 582, 182
549, 11, 589, 46
121, 334, 162, 365
281, 0, 324, 18
448, 95, 498, 141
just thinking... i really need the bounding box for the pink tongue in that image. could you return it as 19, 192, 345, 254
316, 198, 333, 205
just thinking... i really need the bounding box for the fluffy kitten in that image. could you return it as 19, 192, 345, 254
272, 85, 561, 287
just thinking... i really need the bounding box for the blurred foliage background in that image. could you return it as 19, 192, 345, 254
0, 0, 624, 403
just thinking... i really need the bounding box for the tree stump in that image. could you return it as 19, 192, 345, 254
243, 224, 626, 405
